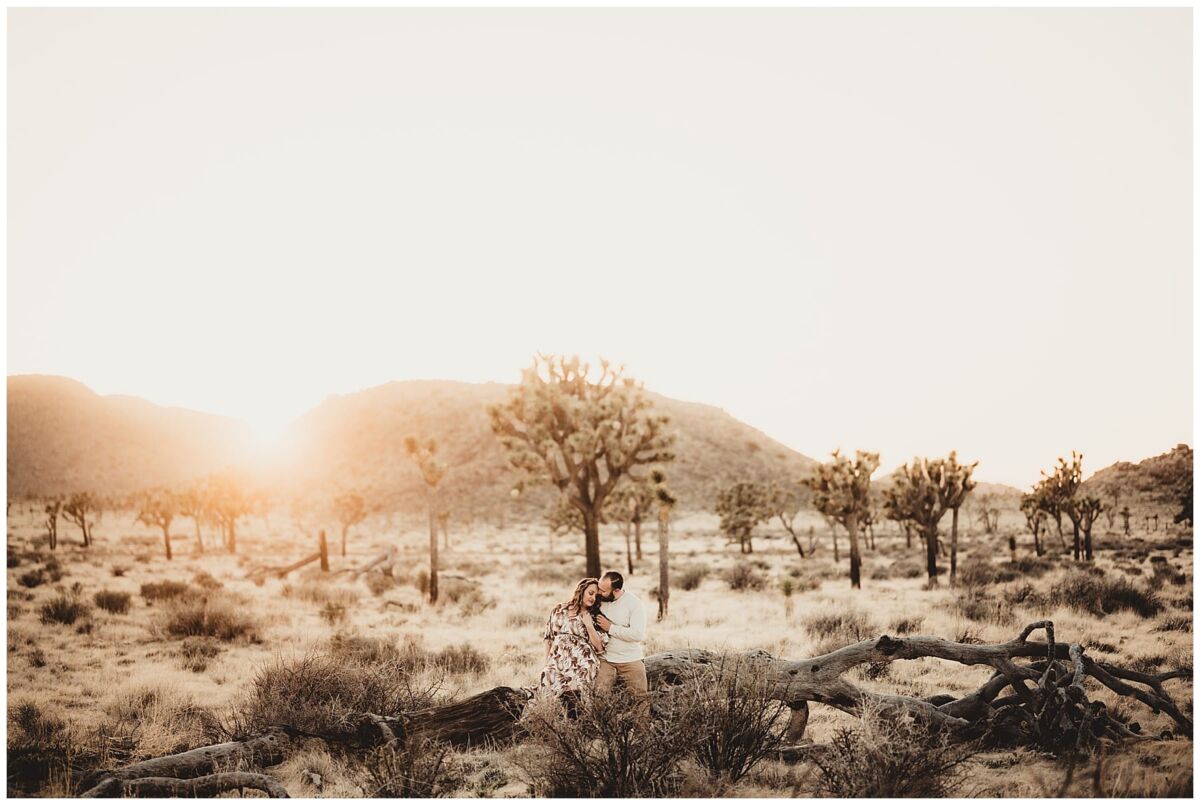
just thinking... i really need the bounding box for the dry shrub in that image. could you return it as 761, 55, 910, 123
1153, 615, 1192, 633
40, 592, 90, 626
283, 579, 360, 607
18, 569, 45, 588
442, 582, 494, 617
723, 562, 767, 592
364, 738, 461, 797
320, 601, 348, 625
432, 643, 490, 676
43, 558, 64, 582
191, 570, 223, 590
812, 703, 977, 796
7, 701, 90, 796
237, 648, 439, 736
888, 557, 924, 579
677, 564, 709, 591
110, 565, 127, 577
364, 572, 398, 597
161, 595, 260, 642
104, 684, 223, 759
1009, 555, 1054, 578
888, 615, 925, 635
93, 589, 131, 614
1049, 569, 1163, 618
178, 637, 222, 672
140, 580, 193, 603
518, 688, 690, 797
803, 610, 877, 655
664, 654, 788, 782
414, 569, 429, 595
950, 589, 1016, 625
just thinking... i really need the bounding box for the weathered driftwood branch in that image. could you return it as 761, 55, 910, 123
349, 544, 399, 580
84, 772, 290, 798
81, 622, 1190, 797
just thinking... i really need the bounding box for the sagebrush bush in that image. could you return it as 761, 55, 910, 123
1008, 555, 1054, 578
7, 701, 86, 796
161, 596, 260, 642
1049, 570, 1162, 617
365, 738, 461, 797
192, 570, 223, 590
140, 581, 193, 603
105, 685, 223, 758
178, 637, 222, 672
364, 572, 398, 597
949, 589, 1016, 626
433, 643, 490, 675
888, 615, 925, 635
723, 562, 767, 592
812, 704, 977, 796
676, 564, 709, 591
1153, 615, 1192, 633
319, 601, 348, 625
18, 569, 45, 588
888, 558, 924, 579
518, 689, 690, 797
93, 589, 132, 614
40, 593, 90, 626
803, 610, 877, 654
283, 579, 360, 608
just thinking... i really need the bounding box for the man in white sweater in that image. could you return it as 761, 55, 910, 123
594, 570, 649, 726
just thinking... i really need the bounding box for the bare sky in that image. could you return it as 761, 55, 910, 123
8, 8, 1192, 488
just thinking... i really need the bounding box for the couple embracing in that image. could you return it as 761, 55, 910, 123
532, 571, 649, 725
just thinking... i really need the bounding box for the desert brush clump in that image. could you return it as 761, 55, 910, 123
177, 637, 223, 673
160, 595, 260, 642
676, 563, 710, 591
812, 702, 978, 796
92, 589, 132, 614
364, 737, 462, 797
139, 580, 194, 603
723, 561, 767, 591
1048, 569, 1163, 617
39, 589, 91, 626
802, 609, 878, 655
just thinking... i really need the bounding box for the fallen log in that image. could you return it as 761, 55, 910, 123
82, 621, 1190, 797
84, 772, 290, 798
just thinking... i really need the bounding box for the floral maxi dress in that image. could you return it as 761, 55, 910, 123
533, 603, 608, 698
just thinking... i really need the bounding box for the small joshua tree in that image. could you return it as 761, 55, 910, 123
176, 484, 210, 554
44, 499, 62, 551
62, 492, 99, 547
135, 488, 179, 560
652, 470, 676, 621
205, 473, 254, 554
333, 492, 367, 557
715, 481, 772, 554
1020, 492, 1047, 557
1077, 496, 1103, 561
405, 436, 447, 604
1043, 452, 1084, 560
608, 475, 657, 574
806, 450, 879, 589
939, 453, 978, 583
1119, 505, 1132, 536
883, 457, 952, 586
767, 481, 810, 558
1175, 480, 1193, 528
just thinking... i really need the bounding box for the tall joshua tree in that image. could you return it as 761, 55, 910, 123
405, 436, 447, 604
489, 355, 675, 578
176, 485, 209, 554
609, 475, 657, 574
1020, 492, 1046, 557
652, 470, 676, 621
1043, 452, 1084, 560
135, 488, 179, 560
44, 499, 62, 551
62, 492, 99, 547
205, 474, 253, 554
939, 452, 978, 583
806, 450, 879, 589
333, 492, 367, 557
715, 481, 771, 554
883, 457, 952, 586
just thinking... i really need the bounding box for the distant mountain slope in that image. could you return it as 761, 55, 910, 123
1081, 444, 1192, 515
7, 375, 251, 498
265, 381, 821, 514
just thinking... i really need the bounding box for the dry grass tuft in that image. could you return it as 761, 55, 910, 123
93, 589, 132, 614
160, 595, 261, 642
1049, 569, 1163, 618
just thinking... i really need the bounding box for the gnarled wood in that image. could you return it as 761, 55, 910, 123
84, 772, 289, 798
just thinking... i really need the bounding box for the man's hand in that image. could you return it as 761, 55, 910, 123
595, 614, 612, 632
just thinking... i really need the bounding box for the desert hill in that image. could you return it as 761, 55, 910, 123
1080, 443, 1192, 517
7, 375, 250, 498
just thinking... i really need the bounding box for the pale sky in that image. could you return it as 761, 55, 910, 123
8, 8, 1192, 489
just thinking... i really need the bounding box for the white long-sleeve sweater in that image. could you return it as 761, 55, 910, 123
599, 591, 646, 663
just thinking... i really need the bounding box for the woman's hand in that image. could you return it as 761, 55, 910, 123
583, 616, 605, 653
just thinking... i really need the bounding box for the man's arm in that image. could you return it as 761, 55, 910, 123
607, 598, 646, 643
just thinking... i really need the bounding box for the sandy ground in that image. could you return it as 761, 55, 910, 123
6, 505, 1194, 797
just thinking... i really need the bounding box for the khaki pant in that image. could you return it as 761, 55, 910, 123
596, 658, 650, 727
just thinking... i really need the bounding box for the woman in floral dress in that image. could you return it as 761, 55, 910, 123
532, 577, 608, 716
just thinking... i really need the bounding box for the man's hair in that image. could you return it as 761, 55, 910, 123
601, 570, 624, 590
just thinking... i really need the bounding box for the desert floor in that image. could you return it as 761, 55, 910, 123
6, 506, 1194, 797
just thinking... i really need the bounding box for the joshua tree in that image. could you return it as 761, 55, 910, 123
766, 481, 809, 558
938, 453, 978, 583
333, 492, 367, 557
805, 450, 879, 589
205, 473, 254, 554
135, 488, 179, 561
44, 499, 62, 551
608, 474, 658, 574
405, 436, 447, 604
176, 485, 210, 554
1103, 486, 1120, 532
652, 470, 675, 621
489, 355, 675, 578
883, 457, 954, 585
1044, 452, 1084, 560
1020, 492, 1047, 557
715, 481, 772, 554
1120, 505, 1132, 536
1077, 496, 1103, 561
62, 492, 99, 547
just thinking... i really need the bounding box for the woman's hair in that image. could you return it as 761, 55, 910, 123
565, 577, 599, 614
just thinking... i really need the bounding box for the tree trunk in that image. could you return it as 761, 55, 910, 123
1072, 522, 1081, 561
1055, 515, 1066, 550
1008, 534, 1017, 563
1033, 527, 1044, 557
623, 526, 633, 575
949, 507, 960, 584
319, 530, 330, 572
583, 508, 601, 579
747, 531, 754, 554
193, 519, 204, 555
905, 522, 912, 550
832, 525, 840, 563
162, 524, 172, 561
1083, 527, 1093, 562
227, 521, 237, 554
428, 494, 439, 604
634, 519, 643, 560
657, 509, 669, 621
847, 517, 861, 590
925, 526, 939, 585
341, 524, 348, 557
